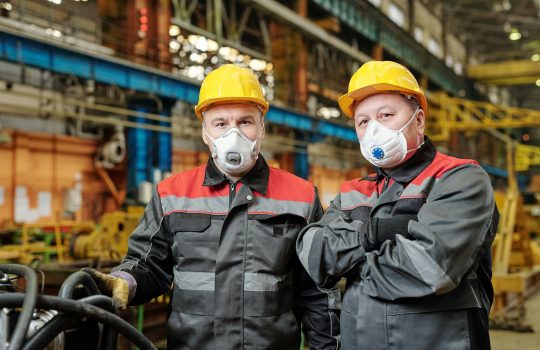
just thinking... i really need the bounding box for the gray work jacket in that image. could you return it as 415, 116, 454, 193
297, 138, 498, 350
114, 156, 340, 350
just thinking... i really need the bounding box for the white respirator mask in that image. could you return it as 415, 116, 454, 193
203, 125, 263, 176
359, 108, 424, 168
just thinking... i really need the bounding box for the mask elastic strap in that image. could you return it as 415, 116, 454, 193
406, 139, 425, 154
201, 123, 217, 143
398, 107, 420, 133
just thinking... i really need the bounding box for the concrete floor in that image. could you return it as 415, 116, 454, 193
491, 291, 540, 350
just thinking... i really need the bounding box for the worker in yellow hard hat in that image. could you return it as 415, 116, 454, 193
297, 61, 498, 349
85, 64, 340, 350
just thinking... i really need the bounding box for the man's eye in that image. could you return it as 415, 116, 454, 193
357, 119, 368, 127
380, 113, 393, 119
215, 122, 225, 127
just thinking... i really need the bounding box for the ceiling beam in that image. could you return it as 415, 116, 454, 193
467, 60, 540, 83
480, 76, 540, 86
450, 7, 540, 26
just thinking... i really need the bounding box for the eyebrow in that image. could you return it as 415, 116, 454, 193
355, 104, 397, 118
238, 114, 257, 120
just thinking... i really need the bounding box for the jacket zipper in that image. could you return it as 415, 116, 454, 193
381, 175, 390, 193
229, 180, 236, 207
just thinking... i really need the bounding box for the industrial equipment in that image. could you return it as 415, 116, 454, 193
427, 92, 540, 330
70, 207, 144, 261
0, 263, 157, 350
0, 221, 95, 265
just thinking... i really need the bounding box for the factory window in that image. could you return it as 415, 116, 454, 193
414, 26, 424, 43
368, 0, 381, 6
388, 2, 405, 27
427, 36, 441, 57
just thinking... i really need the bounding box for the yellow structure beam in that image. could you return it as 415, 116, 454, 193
480, 76, 540, 86
427, 92, 540, 171
467, 60, 540, 84
429, 93, 540, 133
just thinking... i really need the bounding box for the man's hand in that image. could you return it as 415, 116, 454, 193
82, 268, 129, 309
363, 215, 417, 251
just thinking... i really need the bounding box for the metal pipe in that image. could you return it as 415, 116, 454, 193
0, 88, 171, 123
0, 102, 172, 133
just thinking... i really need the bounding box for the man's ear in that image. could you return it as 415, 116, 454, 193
416, 109, 425, 134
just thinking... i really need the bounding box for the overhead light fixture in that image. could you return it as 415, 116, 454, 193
494, 0, 511, 11
0, 2, 13, 10
509, 28, 521, 41
532, 54, 540, 62
249, 59, 267, 72
536, 79, 540, 87
169, 25, 180, 37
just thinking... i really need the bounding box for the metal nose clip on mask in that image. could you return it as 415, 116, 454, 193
203, 126, 262, 175
359, 108, 424, 168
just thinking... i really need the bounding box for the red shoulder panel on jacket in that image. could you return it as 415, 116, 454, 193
340, 175, 378, 196
411, 152, 479, 185
157, 164, 229, 198
261, 167, 315, 203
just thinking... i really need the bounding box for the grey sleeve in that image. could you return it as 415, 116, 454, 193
295, 191, 341, 350
297, 194, 366, 288
112, 187, 175, 305
361, 165, 497, 300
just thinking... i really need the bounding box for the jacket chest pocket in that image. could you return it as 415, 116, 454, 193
248, 214, 306, 273
169, 213, 219, 268
391, 196, 426, 216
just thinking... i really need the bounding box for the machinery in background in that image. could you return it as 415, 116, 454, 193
70, 207, 144, 262
0, 263, 156, 350
0, 207, 144, 266
489, 146, 540, 332
427, 93, 540, 331
0, 221, 95, 265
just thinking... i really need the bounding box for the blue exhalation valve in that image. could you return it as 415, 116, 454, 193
372, 147, 385, 160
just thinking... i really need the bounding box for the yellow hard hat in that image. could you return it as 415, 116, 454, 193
194, 64, 269, 120
338, 61, 427, 118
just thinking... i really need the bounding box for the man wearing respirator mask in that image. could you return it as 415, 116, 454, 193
297, 61, 499, 349
83, 64, 340, 350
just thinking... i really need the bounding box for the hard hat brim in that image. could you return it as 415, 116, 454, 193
195, 97, 270, 120
338, 83, 428, 118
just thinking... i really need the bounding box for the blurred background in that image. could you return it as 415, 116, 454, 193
0, 0, 540, 348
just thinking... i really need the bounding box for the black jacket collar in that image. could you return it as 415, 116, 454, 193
203, 155, 270, 195
373, 136, 437, 184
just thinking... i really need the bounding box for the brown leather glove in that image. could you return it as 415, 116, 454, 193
82, 267, 129, 309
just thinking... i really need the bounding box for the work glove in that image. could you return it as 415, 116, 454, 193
361, 215, 417, 251
81, 267, 130, 309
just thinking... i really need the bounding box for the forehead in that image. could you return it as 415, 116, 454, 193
354, 94, 405, 115
203, 103, 260, 120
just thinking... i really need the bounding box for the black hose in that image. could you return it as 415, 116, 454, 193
0, 264, 38, 350
101, 322, 118, 350
0, 293, 157, 350
58, 270, 117, 349
58, 271, 101, 299
21, 295, 115, 350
